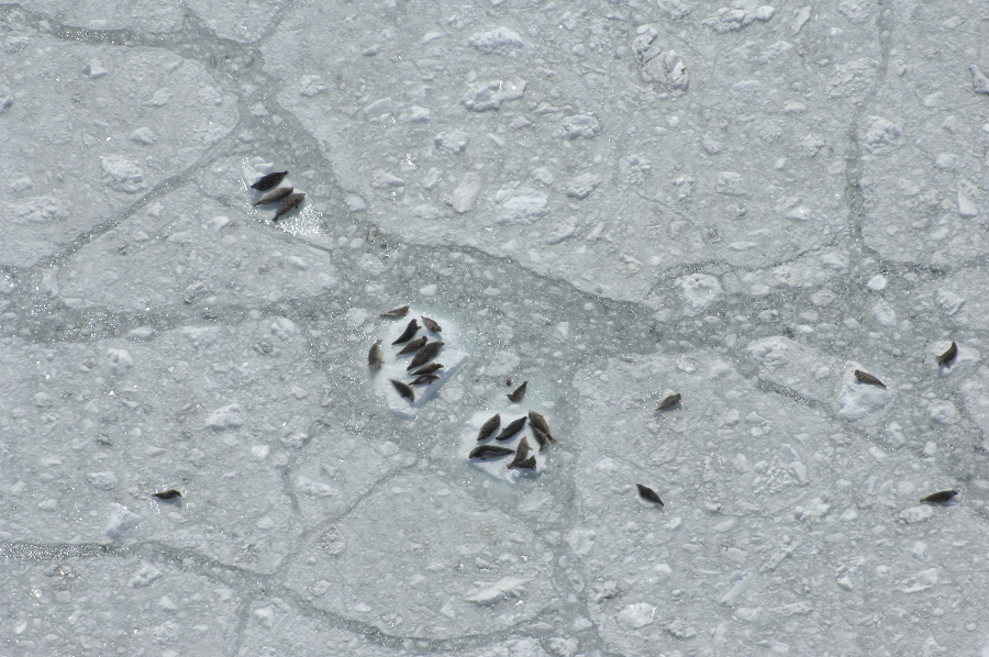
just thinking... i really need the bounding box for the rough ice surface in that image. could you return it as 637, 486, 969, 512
3, 0, 989, 655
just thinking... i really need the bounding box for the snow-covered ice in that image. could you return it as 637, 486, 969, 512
3, 0, 989, 655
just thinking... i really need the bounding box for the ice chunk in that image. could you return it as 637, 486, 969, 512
934, 288, 964, 315
567, 529, 597, 555
129, 562, 163, 588
544, 220, 576, 245
371, 170, 406, 189
106, 348, 133, 376
469, 27, 524, 54
364, 97, 391, 117
299, 75, 326, 97
735, 607, 763, 622
129, 127, 157, 145
296, 476, 336, 497
565, 174, 601, 199
463, 576, 531, 605
82, 59, 108, 79
496, 191, 548, 224
971, 64, 989, 95
867, 274, 887, 291
399, 106, 430, 123
445, 172, 483, 213
462, 77, 526, 111
716, 171, 746, 196
859, 116, 902, 155
345, 309, 369, 331
105, 503, 142, 539
720, 570, 752, 605
182, 326, 222, 349
957, 179, 979, 217
677, 274, 724, 313
898, 505, 935, 524
615, 603, 656, 629
562, 114, 601, 140
204, 403, 243, 430
86, 472, 118, 490
434, 129, 468, 153
101, 155, 146, 193
898, 568, 938, 593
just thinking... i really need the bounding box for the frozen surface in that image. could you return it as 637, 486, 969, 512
3, 0, 989, 655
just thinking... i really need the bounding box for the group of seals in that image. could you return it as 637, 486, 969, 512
249, 170, 306, 222
369, 306, 446, 404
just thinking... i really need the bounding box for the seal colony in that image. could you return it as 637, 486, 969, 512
373, 309, 446, 405
365, 305, 468, 419
246, 167, 305, 222
236, 164, 961, 510
363, 305, 559, 479
368, 301, 963, 503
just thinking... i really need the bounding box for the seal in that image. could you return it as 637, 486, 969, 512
495, 416, 526, 441
920, 490, 957, 504
531, 425, 553, 451
636, 484, 663, 506
396, 336, 428, 356
407, 341, 443, 370
477, 413, 501, 442
392, 319, 420, 345
411, 363, 443, 376
507, 381, 527, 402
380, 306, 410, 319
655, 393, 681, 411
507, 456, 536, 470
253, 186, 294, 206
251, 170, 288, 191
272, 192, 305, 222
507, 437, 532, 469
853, 369, 886, 388
422, 317, 443, 333
937, 341, 958, 367
469, 445, 514, 460
390, 379, 415, 402
368, 339, 384, 371
528, 411, 554, 441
